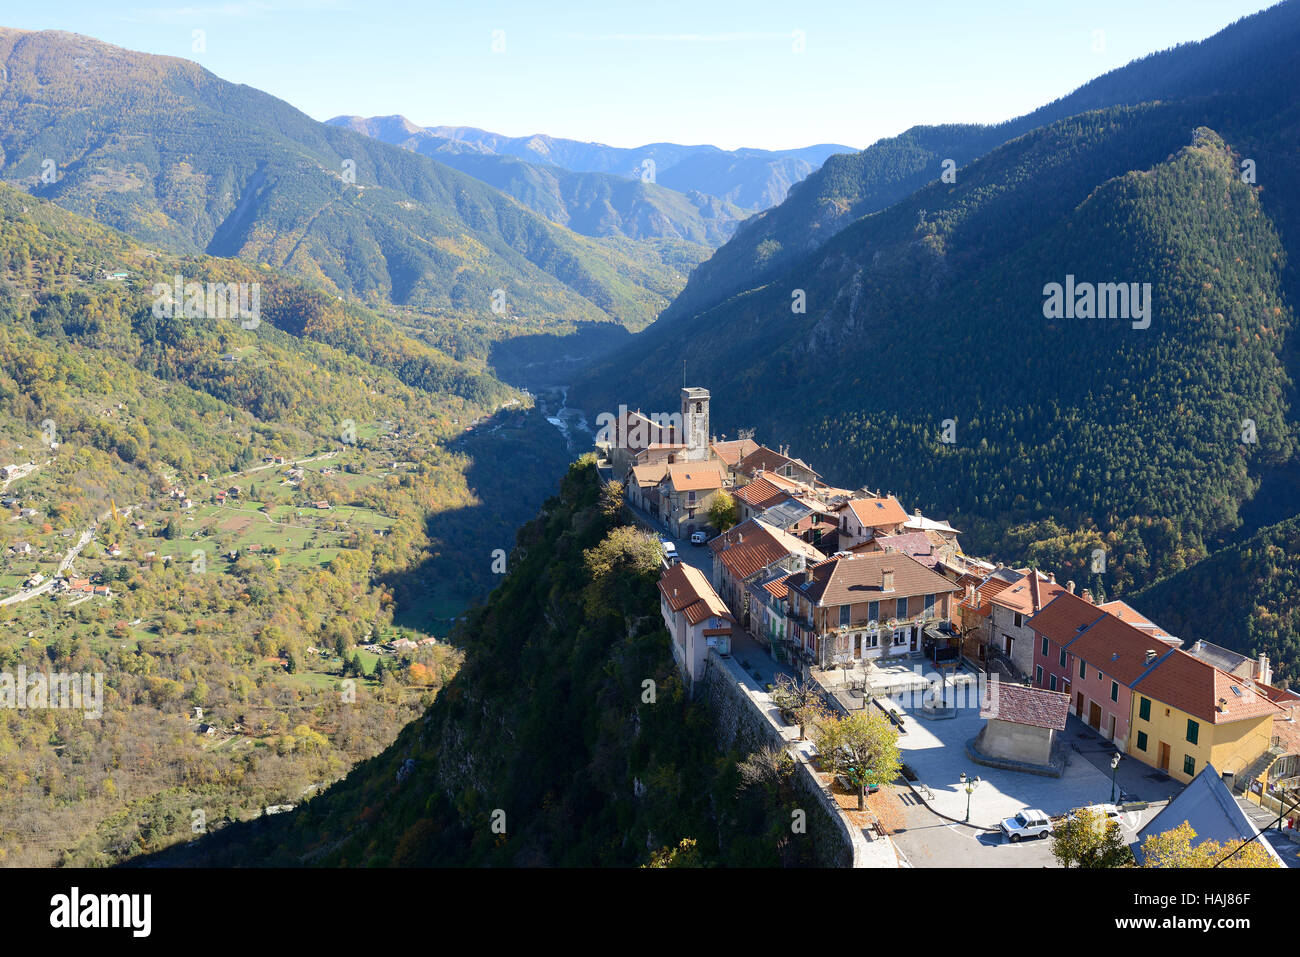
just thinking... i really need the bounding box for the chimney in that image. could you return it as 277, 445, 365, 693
914, 508, 922, 518
1067, 580, 1076, 595
1257, 653, 1271, 685
882, 567, 895, 592
1144, 649, 1158, 663
804, 567, 814, 587
1047, 572, 1056, 584
1081, 589, 1094, 604
965, 583, 975, 601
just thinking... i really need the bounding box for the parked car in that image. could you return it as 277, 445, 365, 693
1000, 809, 1053, 842
690, 530, 708, 545
1067, 803, 1122, 823
660, 539, 679, 562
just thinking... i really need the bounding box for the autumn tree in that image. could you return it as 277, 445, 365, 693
1051, 808, 1134, 868
1140, 821, 1281, 868
707, 490, 739, 532
812, 709, 902, 810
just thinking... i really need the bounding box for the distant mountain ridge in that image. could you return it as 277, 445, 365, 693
0, 28, 697, 336
328, 114, 854, 212
329, 115, 751, 246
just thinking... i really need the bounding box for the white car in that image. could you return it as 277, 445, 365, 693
660, 539, 679, 561
1068, 803, 1122, 823
1000, 809, 1053, 842
690, 530, 708, 545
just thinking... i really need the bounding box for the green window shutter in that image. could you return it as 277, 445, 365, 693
1183, 754, 1196, 776
1186, 719, 1199, 745
1139, 697, 1151, 721
1136, 731, 1148, 752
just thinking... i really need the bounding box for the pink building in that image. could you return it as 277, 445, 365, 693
1028, 592, 1177, 750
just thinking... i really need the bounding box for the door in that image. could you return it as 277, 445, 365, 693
1004, 634, 1013, 656
1108, 715, 1116, 740
1076, 692, 1084, 717
1088, 702, 1102, 731
1158, 741, 1171, 772
910, 627, 918, 652
853, 633, 861, 659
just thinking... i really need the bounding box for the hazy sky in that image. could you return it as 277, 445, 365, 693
8, 0, 1279, 151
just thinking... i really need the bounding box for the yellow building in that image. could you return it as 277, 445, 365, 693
1128, 649, 1283, 786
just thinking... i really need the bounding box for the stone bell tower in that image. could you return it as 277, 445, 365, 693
680, 387, 710, 462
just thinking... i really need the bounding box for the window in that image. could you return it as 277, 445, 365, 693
924, 593, 934, 614
867, 633, 878, 648
1035, 665, 1044, 685
1058, 649, 1066, 668
1110, 681, 1118, 703
1139, 697, 1151, 721
688, 490, 697, 503
839, 605, 851, 627
1079, 659, 1086, 679
1186, 719, 1199, 745
1136, 731, 1148, 752
1183, 755, 1196, 777
1041, 636, 1049, 658
894, 631, 905, 646
1049, 674, 1057, 691
897, 598, 908, 620
868, 601, 879, 623
1014, 613, 1023, 628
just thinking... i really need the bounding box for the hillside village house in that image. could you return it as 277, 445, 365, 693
1129, 648, 1286, 785
988, 569, 1065, 677
831, 495, 909, 548
627, 462, 669, 516
783, 551, 960, 667
735, 445, 821, 486
658, 561, 734, 691
709, 437, 760, 483
733, 475, 791, 522
709, 517, 824, 625
1029, 590, 1177, 746
657, 462, 726, 537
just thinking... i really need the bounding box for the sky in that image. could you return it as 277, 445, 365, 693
6, 0, 1281, 151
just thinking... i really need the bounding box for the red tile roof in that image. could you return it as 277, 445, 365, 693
990, 571, 1064, 616
709, 518, 825, 582
982, 682, 1071, 731
1133, 650, 1287, 725
659, 563, 733, 627
663, 462, 725, 493
842, 496, 909, 530
874, 531, 941, 568
1026, 591, 1107, 647
1065, 612, 1175, 686
791, 551, 958, 608
737, 446, 820, 479
710, 438, 760, 467
733, 477, 789, 511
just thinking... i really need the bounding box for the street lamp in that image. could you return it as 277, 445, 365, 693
959, 771, 981, 823
1110, 752, 1122, 804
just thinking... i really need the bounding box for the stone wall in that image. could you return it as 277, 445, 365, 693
699, 649, 865, 868
981, 718, 1052, 765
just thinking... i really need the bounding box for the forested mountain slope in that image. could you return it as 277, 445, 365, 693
1132, 512, 1300, 686
661, 1, 1300, 325
0, 183, 573, 864
142, 460, 820, 867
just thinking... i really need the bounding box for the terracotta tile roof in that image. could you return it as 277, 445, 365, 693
842, 496, 909, 530
1133, 650, 1286, 725
1098, 600, 1176, 640
710, 438, 760, 467
659, 562, 734, 627
733, 477, 789, 511
760, 471, 815, 495
663, 462, 724, 493
957, 571, 1013, 615
982, 682, 1071, 730
1026, 591, 1107, 647
989, 571, 1064, 616
1065, 611, 1175, 686
737, 446, 820, 479
790, 551, 958, 608
709, 518, 825, 583
630, 463, 669, 488
762, 573, 793, 600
